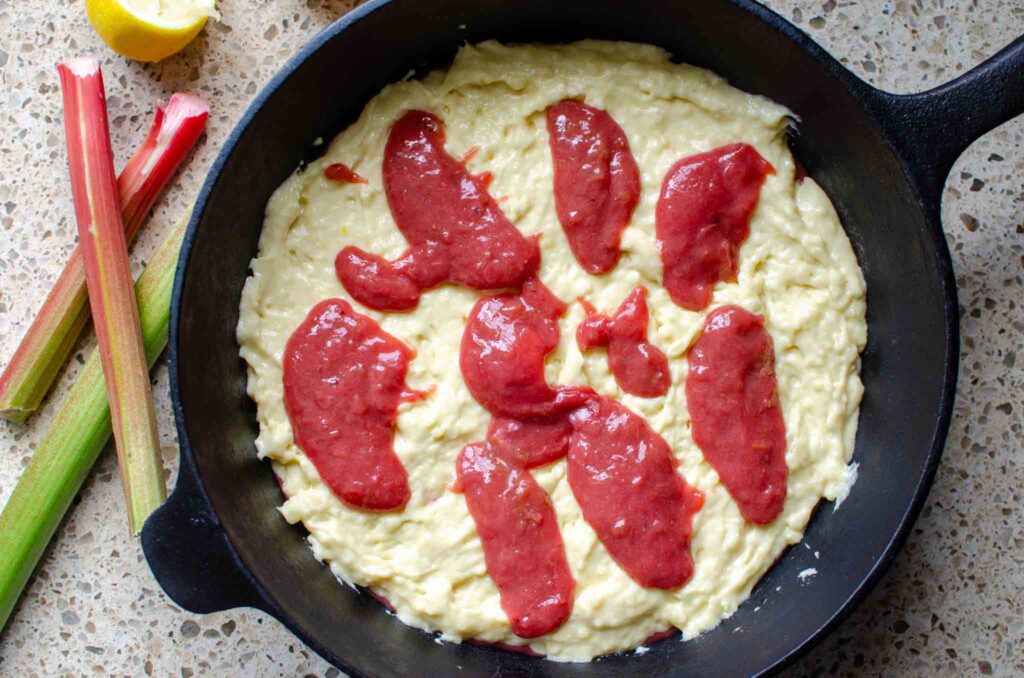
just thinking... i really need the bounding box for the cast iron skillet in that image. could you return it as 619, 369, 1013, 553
140, 0, 1024, 675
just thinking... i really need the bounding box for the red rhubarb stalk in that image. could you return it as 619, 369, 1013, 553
57, 57, 165, 533
0, 91, 207, 422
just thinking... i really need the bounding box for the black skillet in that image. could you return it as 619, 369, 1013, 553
140, 0, 1024, 675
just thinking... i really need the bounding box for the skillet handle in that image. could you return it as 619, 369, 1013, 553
873, 35, 1024, 203
141, 451, 269, 615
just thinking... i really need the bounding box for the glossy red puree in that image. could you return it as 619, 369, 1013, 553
324, 162, 367, 184
642, 628, 681, 646
283, 299, 424, 511
335, 110, 540, 311
487, 416, 574, 469
458, 280, 702, 634
546, 100, 640, 274
568, 395, 703, 589
655, 143, 774, 310
577, 286, 671, 397
455, 442, 574, 638
686, 305, 787, 524
460, 277, 591, 420
456, 278, 584, 637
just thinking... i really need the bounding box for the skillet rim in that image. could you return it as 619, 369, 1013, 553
166, 0, 960, 674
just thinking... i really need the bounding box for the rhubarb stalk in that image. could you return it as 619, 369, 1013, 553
57, 57, 165, 533
0, 91, 207, 423
0, 209, 189, 632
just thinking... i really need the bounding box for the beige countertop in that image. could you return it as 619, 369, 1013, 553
0, 1, 1021, 675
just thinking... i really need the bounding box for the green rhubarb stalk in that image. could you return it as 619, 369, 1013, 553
0, 209, 188, 632
0, 92, 207, 423
58, 57, 165, 533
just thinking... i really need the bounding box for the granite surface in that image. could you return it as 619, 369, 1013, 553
0, 0, 1021, 676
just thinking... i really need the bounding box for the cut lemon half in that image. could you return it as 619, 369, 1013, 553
85, 0, 219, 62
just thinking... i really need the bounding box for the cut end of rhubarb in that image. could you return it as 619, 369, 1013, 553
60, 57, 101, 77
165, 92, 210, 118
0, 406, 31, 425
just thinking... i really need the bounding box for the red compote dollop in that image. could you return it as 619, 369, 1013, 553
686, 305, 788, 524
336, 111, 540, 311
656, 143, 774, 310
577, 286, 671, 397
283, 299, 424, 511
546, 99, 641, 274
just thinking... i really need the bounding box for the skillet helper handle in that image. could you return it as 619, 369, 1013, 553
875, 35, 1024, 203
141, 453, 266, 614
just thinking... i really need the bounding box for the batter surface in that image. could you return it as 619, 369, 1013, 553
237, 40, 867, 661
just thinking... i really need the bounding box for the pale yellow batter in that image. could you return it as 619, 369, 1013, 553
237, 40, 867, 661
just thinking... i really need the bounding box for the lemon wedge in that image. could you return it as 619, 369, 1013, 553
85, 0, 219, 62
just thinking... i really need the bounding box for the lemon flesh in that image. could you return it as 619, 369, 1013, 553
85, 0, 218, 62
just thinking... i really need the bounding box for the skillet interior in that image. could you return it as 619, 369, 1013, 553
169, 0, 956, 675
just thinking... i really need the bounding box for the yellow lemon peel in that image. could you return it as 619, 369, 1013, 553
85, 0, 219, 62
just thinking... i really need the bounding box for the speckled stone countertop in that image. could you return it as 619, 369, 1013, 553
0, 1, 1020, 676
